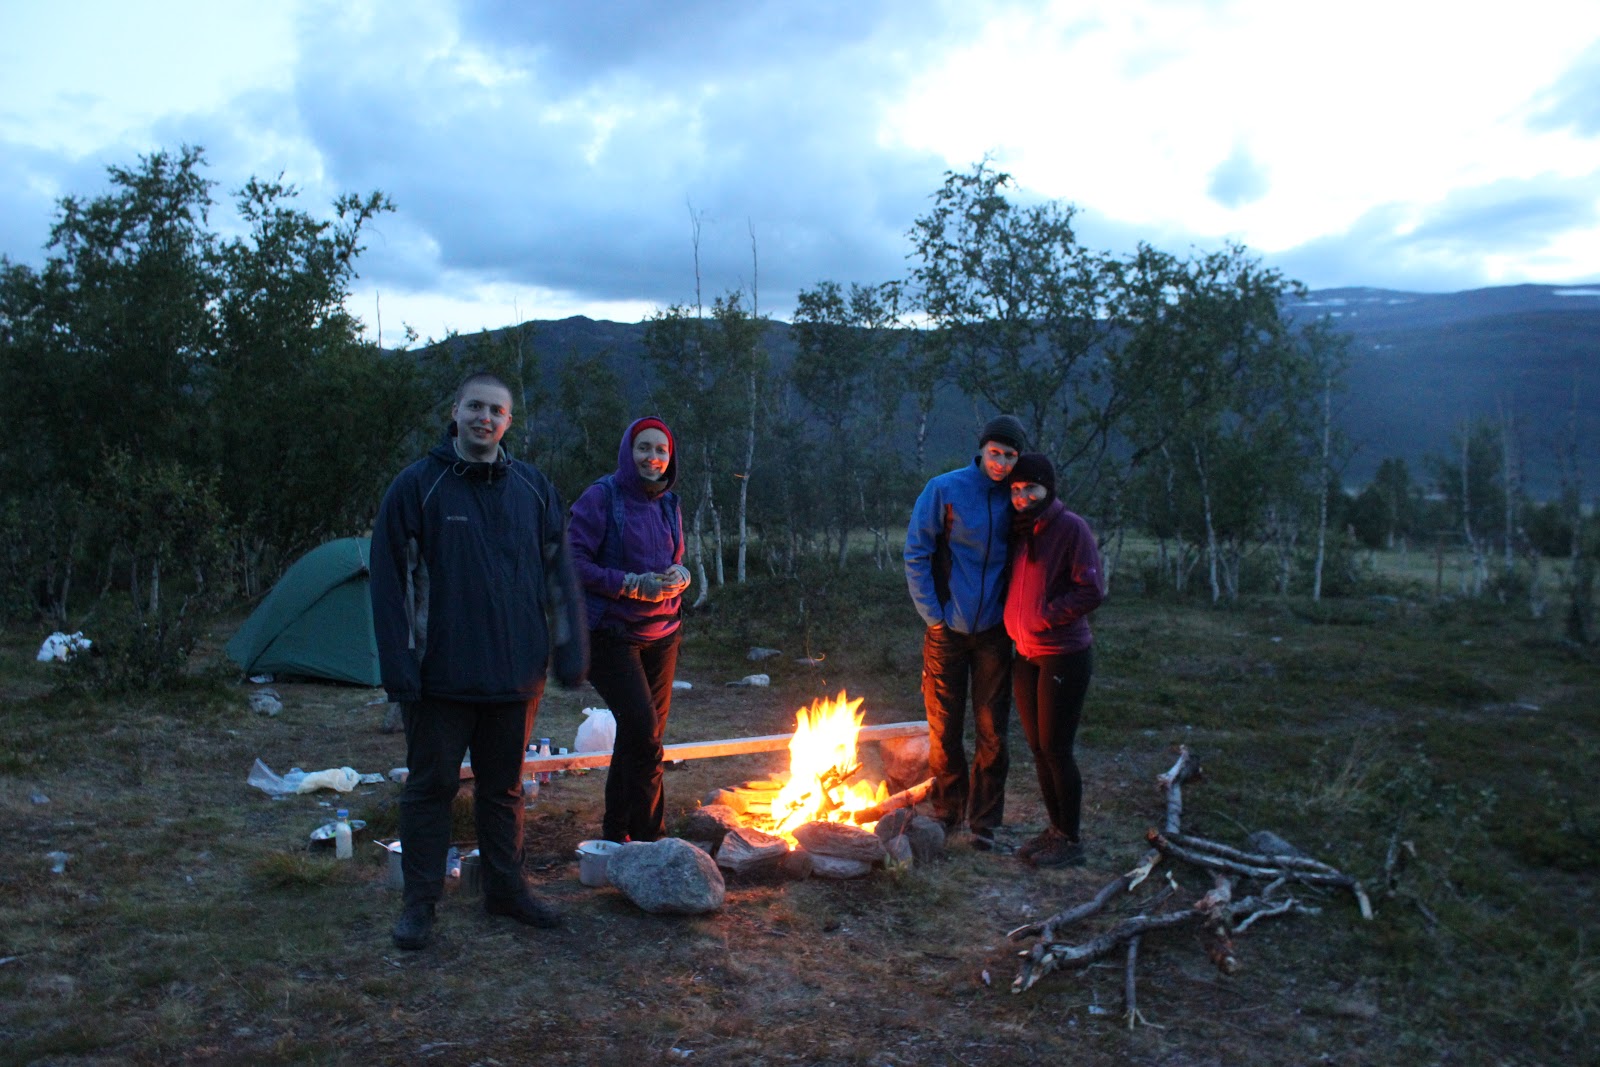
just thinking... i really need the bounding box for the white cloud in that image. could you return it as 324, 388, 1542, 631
1, 0, 1597, 342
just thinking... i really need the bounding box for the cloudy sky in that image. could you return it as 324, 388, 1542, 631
3, 0, 1599, 343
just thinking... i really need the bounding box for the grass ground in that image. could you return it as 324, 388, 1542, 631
1, 558, 1596, 1066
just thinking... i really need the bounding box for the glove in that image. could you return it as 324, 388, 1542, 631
663, 564, 691, 594
622, 572, 671, 602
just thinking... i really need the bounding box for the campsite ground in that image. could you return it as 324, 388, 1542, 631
1, 561, 1597, 1066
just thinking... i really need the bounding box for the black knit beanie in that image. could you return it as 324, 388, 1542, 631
1009, 452, 1056, 503
978, 414, 1028, 453
1008, 452, 1057, 542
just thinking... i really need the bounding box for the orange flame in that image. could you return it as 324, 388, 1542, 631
768, 691, 886, 839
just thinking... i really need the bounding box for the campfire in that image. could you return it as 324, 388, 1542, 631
679, 691, 939, 880
765, 691, 888, 840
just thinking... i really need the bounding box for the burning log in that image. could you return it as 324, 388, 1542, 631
850, 777, 935, 824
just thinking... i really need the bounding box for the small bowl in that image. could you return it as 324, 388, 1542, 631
309, 819, 367, 846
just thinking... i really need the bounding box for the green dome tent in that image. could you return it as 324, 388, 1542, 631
226, 537, 381, 686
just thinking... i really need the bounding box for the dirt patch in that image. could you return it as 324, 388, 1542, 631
2, 594, 1594, 1065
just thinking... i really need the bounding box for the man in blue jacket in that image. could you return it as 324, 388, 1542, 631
904, 415, 1027, 850
371, 371, 588, 950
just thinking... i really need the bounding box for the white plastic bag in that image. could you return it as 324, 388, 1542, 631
574, 707, 617, 754
247, 759, 360, 796
36, 631, 91, 663
297, 766, 361, 792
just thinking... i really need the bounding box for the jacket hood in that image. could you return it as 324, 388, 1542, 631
615, 416, 678, 494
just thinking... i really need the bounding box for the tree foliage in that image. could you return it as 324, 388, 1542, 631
0, 146, 430, 679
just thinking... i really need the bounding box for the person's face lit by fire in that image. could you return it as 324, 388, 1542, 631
633, 427, 670, 482
980, 441, 1020, 482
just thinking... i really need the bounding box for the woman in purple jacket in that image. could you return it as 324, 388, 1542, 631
1003, 453, 1106, 868
568, 417, 691, 842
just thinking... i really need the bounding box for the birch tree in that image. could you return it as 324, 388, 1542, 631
908, 162, 1109, 468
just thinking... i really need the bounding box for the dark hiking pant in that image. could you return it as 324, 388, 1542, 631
590, 628, 681, 843
400, 690, 541, 907
1013, 647, 1092, 841
921, 622, 1013, 834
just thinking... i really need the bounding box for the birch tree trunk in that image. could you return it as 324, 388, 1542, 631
1193, 441, 1221, 604
1460, 421, 1485, 597
738, 368, 755, 583
1500, 400, 1517, 574
691, 484, 710, 609
1313, 371, 1331, 602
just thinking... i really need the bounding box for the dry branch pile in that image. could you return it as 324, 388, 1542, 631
1007, 746, 1373, 1027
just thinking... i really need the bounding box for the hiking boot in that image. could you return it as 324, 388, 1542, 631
1017, 828, 1060, 862
391, 902, 435, 950
1029, 837, 1086, 868
484, 889, 562, 929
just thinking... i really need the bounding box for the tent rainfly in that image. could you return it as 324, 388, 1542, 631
226, 537, 380, 687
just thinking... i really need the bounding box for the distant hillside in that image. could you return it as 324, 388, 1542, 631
1284, 284, 1599, 496
428, 283, 1598, 499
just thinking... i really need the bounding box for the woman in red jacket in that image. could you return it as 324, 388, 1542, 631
1003, 453, 1106, 867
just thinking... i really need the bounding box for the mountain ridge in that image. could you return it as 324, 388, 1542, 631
427, 283, 1598, 498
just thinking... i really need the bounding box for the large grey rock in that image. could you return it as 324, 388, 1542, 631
780, 848, 814, 880
905, 816, 947, 864
872, 808, 915, 841
607, 838, 726, 915
676, 804, 742, 848
793, 820, 886, 864
810, 853, 874, 879
878, 734, 930, 792
716, 827, 789, 874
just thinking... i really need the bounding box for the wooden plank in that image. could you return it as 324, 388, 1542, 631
456, 719, 929, 779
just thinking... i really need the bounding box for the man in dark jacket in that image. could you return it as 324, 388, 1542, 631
371, 371, 587, 950
904, 414, 1027, 850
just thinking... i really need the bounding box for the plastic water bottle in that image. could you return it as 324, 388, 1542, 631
537, 738, 553, 784
334, 809, 353, 859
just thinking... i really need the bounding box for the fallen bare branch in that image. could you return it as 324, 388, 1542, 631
1156, 746, 1201, 834
1008, 867, 1153, 942
1124, 935, 1141, 1028
1148, 830, 1373, 920
1013, 891, 1321, 993
1167, 831, 1342, 875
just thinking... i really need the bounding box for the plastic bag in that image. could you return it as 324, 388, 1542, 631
574, 707, 617, 754
247, 758, 360, 796
36, 631, 91, 663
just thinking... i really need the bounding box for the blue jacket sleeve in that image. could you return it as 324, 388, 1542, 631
369, 472, 422, 702
904, 480, 944, 627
